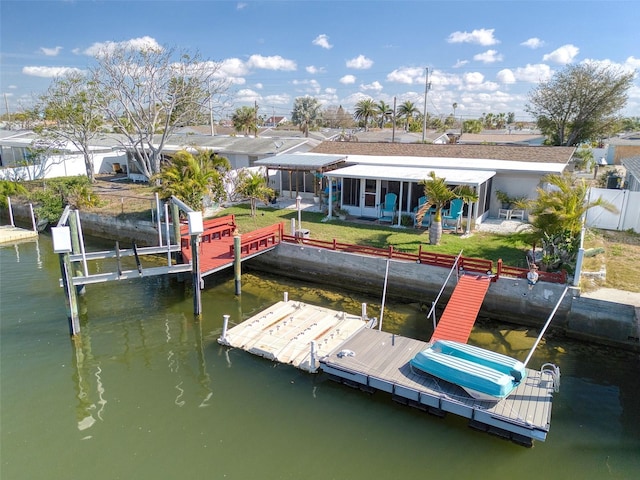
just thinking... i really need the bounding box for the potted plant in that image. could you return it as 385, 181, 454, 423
495, 190, 513, 209
335, 207, 349, 220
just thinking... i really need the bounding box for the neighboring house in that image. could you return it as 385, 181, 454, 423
603, 131, 640, 165
622, 156, 640, 192
265, 116, 288, 127
457, 130, 545, 146
0, 129, 317, 183
307, 142, 574, 226
0, 130, 125, 180
354, 129, 450, 144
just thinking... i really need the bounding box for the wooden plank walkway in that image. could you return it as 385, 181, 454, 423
431, 274, 492, 343
180, 217, 283, 277
321, 328, 556, 445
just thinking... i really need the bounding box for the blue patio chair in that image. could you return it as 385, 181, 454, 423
378, 192, 397, 223
413, 196, 430, 227
442, 198, 464, 231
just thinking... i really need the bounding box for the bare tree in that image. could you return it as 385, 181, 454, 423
36, 72, 103, 182
92, 44, 230, 179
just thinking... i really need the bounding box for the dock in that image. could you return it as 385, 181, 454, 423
0, 225, 38, 244
219, 299, 559, 446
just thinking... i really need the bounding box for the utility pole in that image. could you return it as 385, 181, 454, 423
421, 67, 430, 142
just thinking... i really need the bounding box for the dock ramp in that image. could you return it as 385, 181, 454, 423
430, 274, 492, 344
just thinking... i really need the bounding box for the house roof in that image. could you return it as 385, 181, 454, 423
311, 141, 575, 164
622, 156, 640, 179
352, 129, 449, 144
457, 133, 545, 145
326, 164, 496, 185
255, 153, 347, 170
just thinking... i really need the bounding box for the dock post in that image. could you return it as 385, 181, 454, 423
171, 202, 181, 259
233, 229, 241, 295
361, 303, 367, 320
191, 234, 202, 316
310, 341, 317, 371
29, 204, 37, 232
284, 292, 289, 302
221, 314, 230, 342
7, 196, 14, 226
53, 226, 80, 336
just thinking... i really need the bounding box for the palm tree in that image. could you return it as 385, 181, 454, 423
525, 173, 618, 268
291, 96, 322, 137
231, 106, 257, 136
415, 171, 459, 245
397, 101, 419, 131
236, 170, 274, 217
353, 98, 376, 131
152, 150, 227, 211
375, 100, 391, 128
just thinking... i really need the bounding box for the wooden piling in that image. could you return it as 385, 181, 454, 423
233, 229, 241, 295
191, 234, 202, 316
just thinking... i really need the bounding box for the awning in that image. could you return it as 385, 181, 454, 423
325, 164, 496, 185
254, 153, 347, 171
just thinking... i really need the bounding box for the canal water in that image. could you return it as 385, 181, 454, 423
1, 236, 639, 479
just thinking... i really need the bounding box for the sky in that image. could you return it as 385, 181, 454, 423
1, 0, 639, 123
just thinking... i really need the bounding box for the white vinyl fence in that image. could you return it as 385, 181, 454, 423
585, 188, 640, 233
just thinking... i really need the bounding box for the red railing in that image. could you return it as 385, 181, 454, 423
232, 223, 284, 255
181, 215, 236, 249
281, 235, 493, 274
280, 235, 567, 284
496, 259, 567, 284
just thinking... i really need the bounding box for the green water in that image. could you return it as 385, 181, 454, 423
1, 236, 639, 479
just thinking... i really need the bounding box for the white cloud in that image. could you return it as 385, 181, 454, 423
236, 2, 248, 10
247, 54, 296, 71
346, 54, 373, 70
312, 34, 333, 49
292, 79, 321, 94
386, 66, 423, 84
543, 44, 579, 64
453, 59, 469, 68
360, 81, 383, 92
8, 85, 17, 89
255, 83, 263, 89
473, 49, 503, 64
626, 56, 640, 69
521, 38, 544, 49
264, 94, 290, 105
306, 65, 325, 74
340, 75, 356, 84
447, 28, 499, 46
511, 63, 553, 83
496, 69, 516, 84
83, 36, 162, 57
463, 72, 484, 85
236, 88, 261, 103
40, 46, 63, 57
22, 66, 85, 78
324, 87, 337, 95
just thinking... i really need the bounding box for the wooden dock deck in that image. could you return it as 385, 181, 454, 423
219, 300, 559, 446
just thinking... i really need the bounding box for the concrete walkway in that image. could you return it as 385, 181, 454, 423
579, 288, 640, 308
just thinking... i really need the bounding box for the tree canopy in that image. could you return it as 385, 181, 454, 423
91, 44, 229, 179
526, 63, 635, 146
291, 96, 322, 137
36, 72, 104, 182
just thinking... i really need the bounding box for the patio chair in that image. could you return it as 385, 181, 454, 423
413, 196, 429, 227
442, 198, 463, 231
378, 192, 397, 223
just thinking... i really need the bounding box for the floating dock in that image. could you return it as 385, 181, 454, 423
0, 225, 38, 245
219, 299, 559, 446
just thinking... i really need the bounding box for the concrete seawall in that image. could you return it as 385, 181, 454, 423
247, 242, 640, 352
9, 205, 639, 352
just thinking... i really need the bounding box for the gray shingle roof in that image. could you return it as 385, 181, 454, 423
310, 142, 575, 163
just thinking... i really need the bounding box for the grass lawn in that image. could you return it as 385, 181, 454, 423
221, 204, 532, 268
